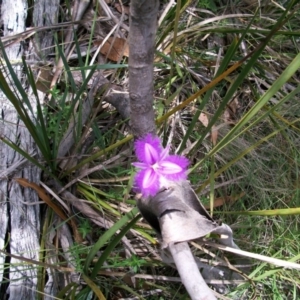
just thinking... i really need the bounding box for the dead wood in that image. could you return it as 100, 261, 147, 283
0, 1, 62, 298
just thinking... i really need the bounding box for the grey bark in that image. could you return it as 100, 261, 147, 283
0, 1, 40, 299
33, 0, 60, 58
169, 242, 217, 300
0, 0, 59, 299
129, 0, 158, 138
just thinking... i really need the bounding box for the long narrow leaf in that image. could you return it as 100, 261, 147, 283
0, 42, 34, 113
192, 51, 300, 173
196, 118, 300, 193
0, 42, 51, 160
84, 207, 139, 273
82, 274, 106, 300
0, 137, 48, 174
189, 6, 294, 156
90, 214, 140, 278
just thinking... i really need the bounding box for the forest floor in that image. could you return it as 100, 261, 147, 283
1, 0, 300, 299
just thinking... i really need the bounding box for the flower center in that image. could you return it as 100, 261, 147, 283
152, 162, 159, 171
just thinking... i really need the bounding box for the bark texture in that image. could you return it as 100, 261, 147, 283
0, 1, 59, 299
33, 0, 60, 58
0, 1, 40, 299
129, 0, 159, 138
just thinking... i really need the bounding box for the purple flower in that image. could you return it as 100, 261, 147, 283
132, 134, 189, 197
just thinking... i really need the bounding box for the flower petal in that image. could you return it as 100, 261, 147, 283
134, 134, 162, 164
159, 145, 170, 161
144, 143, 159, 164
142, 168, 158, 188
134, 168, 160, 196
132, 162, 148, 169
133, 134, 190, 196
158, 155, 189, 181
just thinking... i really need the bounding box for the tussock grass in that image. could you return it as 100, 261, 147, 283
1, 0, 300, 299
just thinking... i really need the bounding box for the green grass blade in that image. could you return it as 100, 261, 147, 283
0, 132, 50, 175
158, 11, 253, 153
196, 117, 300, 193
72, 64, 128, 71
84, 207, 139, 273
0, 42, 34, 112
0, 44, 52, 162
82, 274, 106, 300
178, 36, 240, 153
60, 64, 97, 133
90, 213, 140, 278
64, 135, 133, 175
56, 282, 78, 299
73, 32, 85, 80
222, 207, 300, 216
192, 51, 300, 173
77, 186, 121, 216
55, 38, 77, 91
190, 12, 293, 157
21, 58, 53, 163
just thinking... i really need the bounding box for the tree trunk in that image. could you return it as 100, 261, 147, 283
0, 1, 59, 299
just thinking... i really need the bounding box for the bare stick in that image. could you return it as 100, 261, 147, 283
129, 0, 158, 137
168, 242, 216, 300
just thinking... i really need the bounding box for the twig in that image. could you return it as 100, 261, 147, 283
168, 242, 216, 300
206, 241, 300, 270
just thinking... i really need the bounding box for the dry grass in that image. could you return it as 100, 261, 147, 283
0, 0, 300, 299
